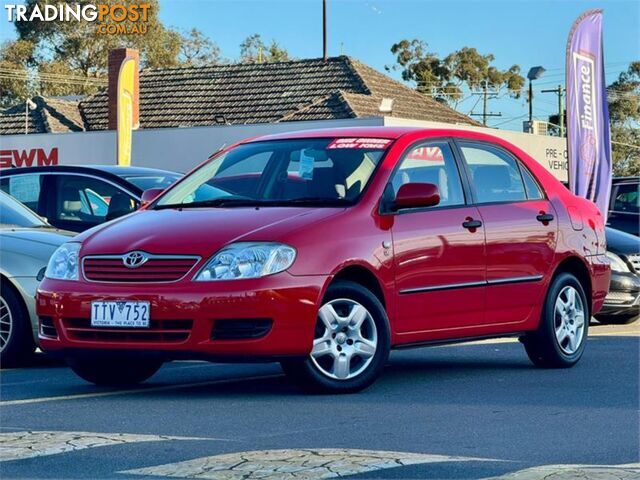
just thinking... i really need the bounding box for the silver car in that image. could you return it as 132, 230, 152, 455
0, 191, 73, 366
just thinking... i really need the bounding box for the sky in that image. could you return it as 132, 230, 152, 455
2, 0, 639, 131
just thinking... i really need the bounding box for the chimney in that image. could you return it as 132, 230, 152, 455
107, 48, 140, 130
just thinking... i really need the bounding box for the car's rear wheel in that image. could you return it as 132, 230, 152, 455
281, 281, 390, 393
66, 356, 163, 386
594, 313, 638, 325
0, 282, 35, 367
523, 272, 589, 368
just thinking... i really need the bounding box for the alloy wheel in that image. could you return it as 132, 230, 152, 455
0, 296, 13, 352
310, 298, 378, 380
554, 285, 586, 355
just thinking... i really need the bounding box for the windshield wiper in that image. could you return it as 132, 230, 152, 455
154, 197, 262, 210
155, 197, 353, 210
273, 197, 353, 206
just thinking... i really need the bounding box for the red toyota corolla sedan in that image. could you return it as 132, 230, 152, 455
37, 127, 610, 393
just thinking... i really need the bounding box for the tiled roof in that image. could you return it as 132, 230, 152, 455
80, 56, 478, 130
0, 57, 478, 135
0, 96, 83, 135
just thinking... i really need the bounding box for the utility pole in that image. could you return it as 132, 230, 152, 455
471, 80, 502, 126
541, 85, 565, 136
322, 0, 328, 60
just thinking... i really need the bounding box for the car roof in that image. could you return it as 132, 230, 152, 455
0, 165, 180, 177
0, 165, 181, 197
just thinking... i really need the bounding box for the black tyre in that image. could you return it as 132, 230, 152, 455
0, 281, 36, 368
66, 356, 163, 386
523, 272, 589, 368
594, 313, 639, 325
281, 280, 390, 393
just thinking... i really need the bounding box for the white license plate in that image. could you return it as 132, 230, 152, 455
91, 301, 150, 328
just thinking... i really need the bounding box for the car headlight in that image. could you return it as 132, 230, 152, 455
606, 251, 630, 273
194, 242, 296, 281
45, 242, 81, 280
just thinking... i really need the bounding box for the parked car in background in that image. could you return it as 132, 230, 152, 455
0, 166, 182, 232
37, 128, 610, 393
0, 192, 73, 365
595, 227, 640, 325
607, 176, 639, 236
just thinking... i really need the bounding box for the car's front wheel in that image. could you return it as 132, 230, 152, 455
523, 272, 589, 368
0, 281, 35, 367
281, 281, 390, 393
66, 356, 163, 386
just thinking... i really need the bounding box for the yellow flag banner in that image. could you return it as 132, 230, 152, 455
117, 57, 136, 166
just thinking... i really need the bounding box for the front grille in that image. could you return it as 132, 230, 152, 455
604, 291, 636, 305
62, 318, 193, 343
83, 256, 199, 283
627, 254, 640, 273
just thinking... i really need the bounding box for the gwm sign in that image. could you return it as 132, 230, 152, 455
0, 148, 59, 169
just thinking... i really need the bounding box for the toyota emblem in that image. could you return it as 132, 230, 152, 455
122, 251, 148, 268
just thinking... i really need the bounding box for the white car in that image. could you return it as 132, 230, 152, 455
0, 191, 73, 366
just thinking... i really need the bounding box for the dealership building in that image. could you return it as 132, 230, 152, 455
0, 53, 568, 180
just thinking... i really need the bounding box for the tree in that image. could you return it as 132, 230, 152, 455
14, 0, 181, 74
608, 61, 640, 176
0, 40, 34, 105
388, 40, 524, 107
240, 34, 290, 63
178, 28, 221, 67
0, 0, 186, 103
547, 62, 639, 176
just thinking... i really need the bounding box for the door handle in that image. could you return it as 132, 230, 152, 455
536, 213, 554, 223
462, 219, 482, 230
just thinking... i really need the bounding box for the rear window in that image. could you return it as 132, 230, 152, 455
122, 174, 181, 191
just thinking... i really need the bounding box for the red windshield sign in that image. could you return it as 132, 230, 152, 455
327, 138, 392, 149
0, 148, 59, 169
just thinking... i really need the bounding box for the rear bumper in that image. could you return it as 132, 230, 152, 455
586, 254, 611, 315
37, 273, 327, 359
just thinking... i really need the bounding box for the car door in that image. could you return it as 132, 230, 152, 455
390, 139, 487, 336
456, 140, 557, 325
46, 174, 138, 232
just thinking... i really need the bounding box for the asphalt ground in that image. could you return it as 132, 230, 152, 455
1, 322, 638, 480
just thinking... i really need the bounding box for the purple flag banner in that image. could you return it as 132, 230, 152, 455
566, 9, 612, 220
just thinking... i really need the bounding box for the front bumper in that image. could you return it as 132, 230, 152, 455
37, 273, 327, 360
599, 271, 640, 316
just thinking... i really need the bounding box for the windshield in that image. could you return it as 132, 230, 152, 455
0, 191, 49, 228
122, 173, 182, 191
155, 138, 390, 209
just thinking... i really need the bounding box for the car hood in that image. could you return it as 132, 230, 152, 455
77, 207, 342, 257
0, 228, 74, 274
606, 227, 640, 256
0, 227, 74, 248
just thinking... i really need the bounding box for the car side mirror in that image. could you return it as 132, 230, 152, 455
140, 188, 164, 207
394, 182, 440, 210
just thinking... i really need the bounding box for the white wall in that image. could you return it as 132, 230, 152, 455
0, 116, 568, 180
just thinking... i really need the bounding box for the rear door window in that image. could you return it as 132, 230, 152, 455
459, 143, 527, 204
612, 183, 639, 213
